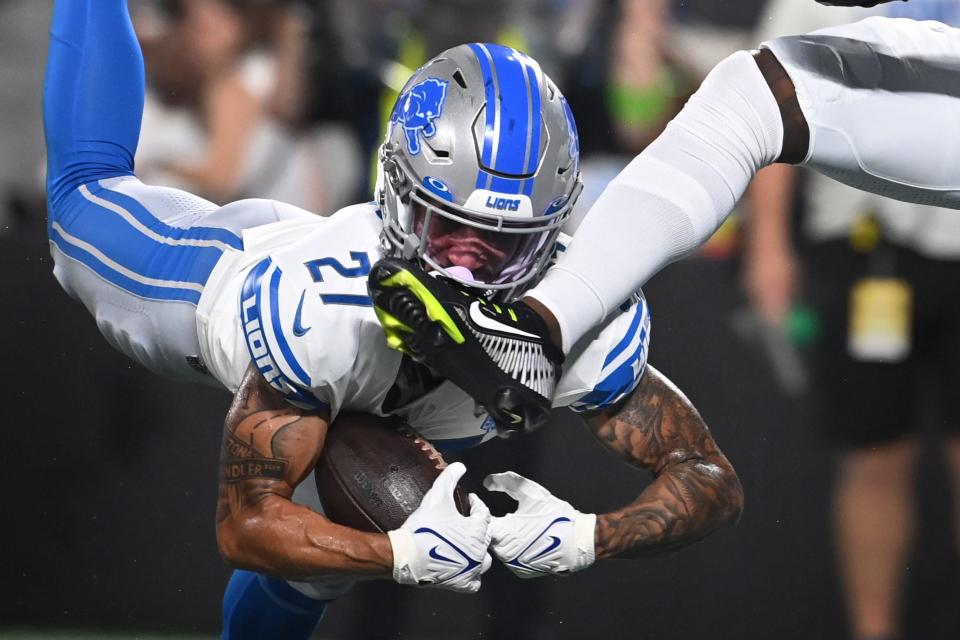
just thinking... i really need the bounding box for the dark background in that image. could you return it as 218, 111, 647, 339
4, 228, 958, 639
4, 0, 960, 638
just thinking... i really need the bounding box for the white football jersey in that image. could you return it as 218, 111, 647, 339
196, 202, 650, 451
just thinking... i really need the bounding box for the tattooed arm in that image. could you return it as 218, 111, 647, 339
484, 364, 742, 578
588, 364, 743, 558
216, 363, 393, 581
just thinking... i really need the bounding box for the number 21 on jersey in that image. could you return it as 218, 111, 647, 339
304, 251, 372, 306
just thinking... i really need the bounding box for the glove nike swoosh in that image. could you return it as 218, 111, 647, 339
505, 516, 572, 571
415, 527, 482, 577
529, 535, 563, 562
429, 546, 458, 564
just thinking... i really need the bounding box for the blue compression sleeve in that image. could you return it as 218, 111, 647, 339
44, 0, 144, 209
222, 571, 330, 640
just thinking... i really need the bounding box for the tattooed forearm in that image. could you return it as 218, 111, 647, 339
215, 407, 304, 524
221, 432, 288, 483
589, 365, 743, 559
216, 363, 320, 525
214, 365, 392, 580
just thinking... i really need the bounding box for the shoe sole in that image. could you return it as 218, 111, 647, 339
368, 258, 551, 435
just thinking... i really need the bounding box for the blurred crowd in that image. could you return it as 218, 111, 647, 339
3, 0, 757, 228
3, 1, 960, 638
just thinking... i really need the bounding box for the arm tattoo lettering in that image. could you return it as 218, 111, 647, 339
212, 366, 392, 580
216, 365, 326, 525
221, 431, 289, 483
589, 365, 743, 559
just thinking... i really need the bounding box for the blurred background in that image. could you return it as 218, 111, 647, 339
4, 0, 960, 638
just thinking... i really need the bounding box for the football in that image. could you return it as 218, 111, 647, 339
315, 412, 469, 532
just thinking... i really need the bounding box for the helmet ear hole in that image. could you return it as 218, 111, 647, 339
423, 140, 450, 159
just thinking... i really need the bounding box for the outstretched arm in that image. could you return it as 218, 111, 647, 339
216, 363, 393, 581
528, 17, 960, 355
588, 365, 743, 557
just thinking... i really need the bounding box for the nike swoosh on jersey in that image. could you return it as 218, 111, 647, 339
293, 291, 311, 337
467, 302, 538, 339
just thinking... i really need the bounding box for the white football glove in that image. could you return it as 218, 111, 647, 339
387, 462, 493, 593
484, 472, 596, 579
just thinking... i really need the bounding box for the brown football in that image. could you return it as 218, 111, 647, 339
315, 412, 469, 532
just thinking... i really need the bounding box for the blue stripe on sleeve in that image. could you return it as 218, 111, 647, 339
571, 333, 647, 412
56, 200, 225, 286
571, 355, 644, 412
268, 267, 312, 387
241, 259, 329, 412
93, 185, 243, 249
602, 298, 644, 368
571, 296, 649, 413
50, 228, 202, 304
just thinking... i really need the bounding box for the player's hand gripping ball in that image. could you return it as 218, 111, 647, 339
388, 462, 494, 593
316, 414, 493, 593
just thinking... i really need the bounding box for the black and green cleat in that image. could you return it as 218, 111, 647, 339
367, 257, 563, 436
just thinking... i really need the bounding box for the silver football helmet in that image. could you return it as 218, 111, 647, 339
377, 42, 582, 297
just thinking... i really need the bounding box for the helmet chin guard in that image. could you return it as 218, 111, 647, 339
376, 42, 582, 300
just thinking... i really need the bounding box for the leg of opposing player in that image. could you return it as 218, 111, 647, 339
769, 16, 960, 206
529, 16, 960, 353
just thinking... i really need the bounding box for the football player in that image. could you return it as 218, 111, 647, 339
44, 2, 741, 638
370, 7, 960, 434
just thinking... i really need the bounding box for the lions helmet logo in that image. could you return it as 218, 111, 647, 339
391, 78, 449, 155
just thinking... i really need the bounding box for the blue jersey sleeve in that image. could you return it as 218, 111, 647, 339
555, 292, 651, 413
239, 257, 332, 412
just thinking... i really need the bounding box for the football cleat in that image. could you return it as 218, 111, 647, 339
368, 257, 563, 436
